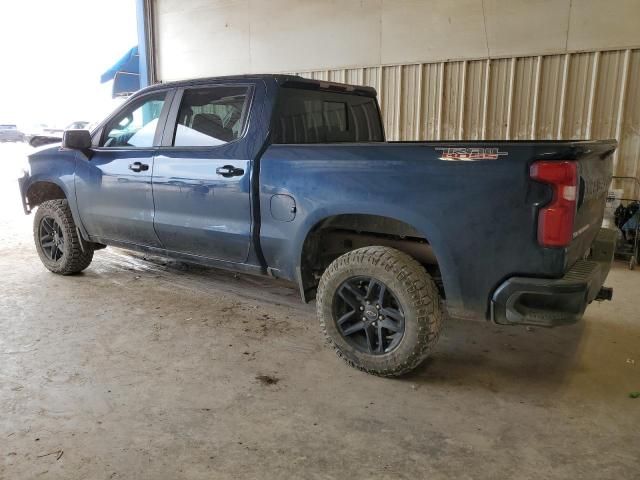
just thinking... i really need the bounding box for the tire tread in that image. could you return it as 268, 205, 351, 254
33, 199, 93, 275
317, 246, 442, 377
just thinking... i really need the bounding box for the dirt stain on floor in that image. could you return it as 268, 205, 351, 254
255, 374, 280, 386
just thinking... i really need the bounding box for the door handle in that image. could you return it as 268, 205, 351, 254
216, 165, 244, 177
129, 162, 149, 172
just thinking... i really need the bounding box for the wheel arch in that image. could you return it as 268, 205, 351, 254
295, 211, 458, 304
24, 178, 90, 241
25, 180, 67, 208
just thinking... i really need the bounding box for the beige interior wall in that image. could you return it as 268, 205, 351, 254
154, 0, 640, 80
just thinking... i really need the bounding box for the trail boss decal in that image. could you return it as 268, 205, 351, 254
435, 147, 508, 161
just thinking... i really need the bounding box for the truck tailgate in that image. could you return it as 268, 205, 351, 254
566, 141, 616, 268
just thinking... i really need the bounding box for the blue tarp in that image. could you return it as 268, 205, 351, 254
101, 46, 140, 98
623, 211, 640, 232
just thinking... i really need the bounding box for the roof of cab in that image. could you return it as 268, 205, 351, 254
138, 74, 378, 97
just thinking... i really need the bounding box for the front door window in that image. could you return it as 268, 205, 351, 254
102, 93, 166, 148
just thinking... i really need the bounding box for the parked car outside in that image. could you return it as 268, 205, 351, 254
0, 124, 25, 142
28, 121, 92, 147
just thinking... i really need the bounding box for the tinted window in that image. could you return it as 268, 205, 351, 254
102, 92, 166, 147
272, 87, 383, 143
173, 86, 250, 147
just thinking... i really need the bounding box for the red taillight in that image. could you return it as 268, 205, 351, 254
530, 161, 578, 247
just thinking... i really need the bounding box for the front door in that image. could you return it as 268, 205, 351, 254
152, 85, 254, 262
75, 90, 171, 247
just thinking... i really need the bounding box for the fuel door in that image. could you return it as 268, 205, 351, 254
270, 194, 296, 222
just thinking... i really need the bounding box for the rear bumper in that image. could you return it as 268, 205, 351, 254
491, 228, 616, 327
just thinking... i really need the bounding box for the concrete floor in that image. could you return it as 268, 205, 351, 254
1, 143, 639, 479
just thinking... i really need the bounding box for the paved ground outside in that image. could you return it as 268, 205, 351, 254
1, 143, 639, 479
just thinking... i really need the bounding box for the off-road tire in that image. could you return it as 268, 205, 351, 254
317, 246, 442, 376
33, 199, 94, 274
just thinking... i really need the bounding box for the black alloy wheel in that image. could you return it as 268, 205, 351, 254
333, 276, 405, 355
32, 199, 94, 274
39, 216, 65, 262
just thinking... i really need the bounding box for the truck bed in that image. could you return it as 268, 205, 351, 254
259, 139, 616, 321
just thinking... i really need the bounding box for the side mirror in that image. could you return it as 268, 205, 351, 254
62, 129, 92, 151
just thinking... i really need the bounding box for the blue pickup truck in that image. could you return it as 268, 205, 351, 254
18, 74, 616, 376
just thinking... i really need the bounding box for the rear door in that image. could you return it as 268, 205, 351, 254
75, 90, 172, 246
152, 83, 256, 262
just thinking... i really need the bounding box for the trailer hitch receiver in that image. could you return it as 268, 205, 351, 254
595, 286, 613, 301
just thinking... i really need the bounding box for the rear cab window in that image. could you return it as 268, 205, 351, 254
272, 85, 383, 144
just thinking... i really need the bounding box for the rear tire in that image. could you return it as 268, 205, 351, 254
33, 199, 93, 275
316, 246, 443, 377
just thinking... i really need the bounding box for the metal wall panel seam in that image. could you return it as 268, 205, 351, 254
586, 51, 601, 139
530, 56, 542, 139
557, 53, 570, 139
506, 58, 516, 140
481, 58, 490, 139
436, 62, 444, 141
377, 67, 384, 119
458, 60, 467, 139
613, 49, 631, 172
395, 66, 402, 140
415, 64, 423, 140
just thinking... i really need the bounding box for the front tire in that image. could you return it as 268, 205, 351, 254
317, 246, 442, 377
33, 199, 93, 275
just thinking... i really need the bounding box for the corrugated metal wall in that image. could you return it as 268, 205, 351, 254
293, 48, 640, 197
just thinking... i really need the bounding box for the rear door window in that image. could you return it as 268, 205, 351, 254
272, 87, 383, 143
173, 86, 251, 147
